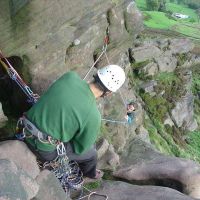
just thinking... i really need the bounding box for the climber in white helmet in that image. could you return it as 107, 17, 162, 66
24, 64, 125, 180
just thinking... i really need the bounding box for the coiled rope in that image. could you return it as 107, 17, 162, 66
42, 143, 84, 196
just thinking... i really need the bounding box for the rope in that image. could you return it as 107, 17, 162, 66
119, 90, 127, 107
0, 50, 39, 104
83, 27, 110, 81
102, 118, 127, 124
83, 45, 107, 80
77, 186, 108, 200
43, 143, 84, 193
81, 30, 129, 126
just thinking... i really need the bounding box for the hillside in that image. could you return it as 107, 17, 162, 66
135, 0, 200, 40
133, 0, 200, 163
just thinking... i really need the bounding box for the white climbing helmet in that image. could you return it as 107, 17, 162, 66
97, 65, 126, 92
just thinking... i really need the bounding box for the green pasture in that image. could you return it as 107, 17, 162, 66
166, 3, 199, 22
135, 0, 200, 39
143, 11, 177, 29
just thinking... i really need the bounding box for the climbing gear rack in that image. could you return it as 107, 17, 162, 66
43, 143, 84, 195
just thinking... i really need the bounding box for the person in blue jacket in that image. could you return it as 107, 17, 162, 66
125, 101, 138, 124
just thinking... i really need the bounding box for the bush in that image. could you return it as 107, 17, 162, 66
189, 18, 196, 23
188, 3, 200, 10
146, 0, 159, 11
139, 91, 168, 121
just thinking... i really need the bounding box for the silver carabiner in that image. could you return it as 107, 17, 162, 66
57, 142, 66, 156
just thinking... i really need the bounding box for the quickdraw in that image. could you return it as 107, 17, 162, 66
0, 50, 39, 104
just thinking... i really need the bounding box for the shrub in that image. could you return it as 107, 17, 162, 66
188, 3, 200, 10
189, 18, 196, 23
139, 91, 168, 121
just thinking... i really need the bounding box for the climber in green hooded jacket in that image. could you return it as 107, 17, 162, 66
24, 65, 126, 179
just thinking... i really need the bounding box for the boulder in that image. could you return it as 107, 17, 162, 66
155, 51, 177, 72
124, 1, 144, 37
130, 45, 162, 63
0, 159, 39, 200
107, 7, 129, 44
140, 80, 157, 94
135, 126, 151, 144
169, 39, 194, 54
93, 181, 195, 200
98, 143, 120, 170
97, 138, 109, 159
171, 93, 198, 131
113, 138, 200, 199
142, 62, 158, 76
0, 140, 40, 179
164, 114, 175, 127
156, 38, 170, 50
34, 170, 70, 200
170, 68, 197, 131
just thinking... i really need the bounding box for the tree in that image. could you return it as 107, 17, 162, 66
197, 8, 200, 21
177, 0, 182, 4
184, 0, 200, 9
146, 0, 159, 11
146, 0, 166, 11
158, 0, 166, 12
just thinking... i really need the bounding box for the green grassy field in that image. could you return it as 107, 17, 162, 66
135, 0, 200, 39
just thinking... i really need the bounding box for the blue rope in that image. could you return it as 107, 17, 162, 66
101, 118, 127, 124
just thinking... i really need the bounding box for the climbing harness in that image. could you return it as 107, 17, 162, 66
0, 51, 39, 104
14, 117, 84, 197
15, 116, 107, 199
